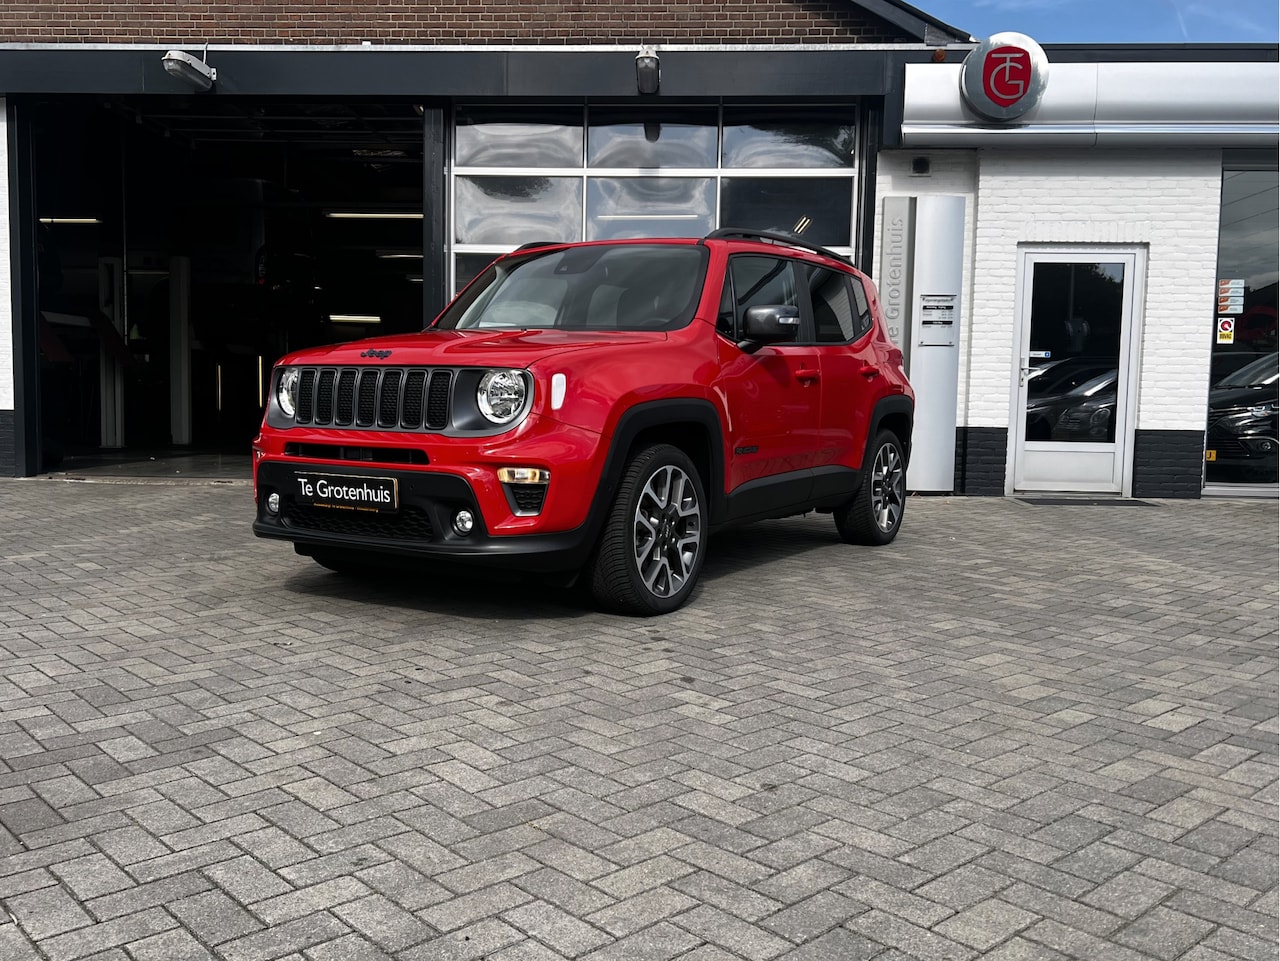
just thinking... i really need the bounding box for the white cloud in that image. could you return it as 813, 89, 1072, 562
1181, 1, 1277, 40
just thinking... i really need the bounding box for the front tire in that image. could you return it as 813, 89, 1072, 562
590, 444, 706, 616
835, 430, 907, 546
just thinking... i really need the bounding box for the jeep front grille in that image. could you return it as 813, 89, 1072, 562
290, 367, 453, 432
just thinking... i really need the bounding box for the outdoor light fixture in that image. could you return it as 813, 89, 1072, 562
636, 45, 660, 95
161, 48, 217, 91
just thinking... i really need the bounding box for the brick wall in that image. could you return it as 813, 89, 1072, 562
966, 149, 1223, 433
0, 2, 911, 44
1132, 429, 1205, 498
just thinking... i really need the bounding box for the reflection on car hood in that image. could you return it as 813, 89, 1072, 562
1210, 384, 1279, 410
278, 328, 666, 367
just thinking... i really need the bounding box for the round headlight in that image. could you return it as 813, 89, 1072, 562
477, 369, 527, 425
276, 367, 301, 418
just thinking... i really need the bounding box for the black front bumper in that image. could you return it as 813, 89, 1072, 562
253, 461, 594, 572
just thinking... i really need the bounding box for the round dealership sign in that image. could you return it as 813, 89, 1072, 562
960, 32, 1049, 122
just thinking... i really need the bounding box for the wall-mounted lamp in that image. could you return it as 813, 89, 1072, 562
635, 45, 660, 95
162, 48, 217, 91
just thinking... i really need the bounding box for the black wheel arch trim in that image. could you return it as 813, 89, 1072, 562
587, 398, 727, 534
867, 394, 915, 467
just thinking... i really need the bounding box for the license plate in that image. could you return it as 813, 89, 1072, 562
1205, 450, 1217, 462
295, 472, 398, 513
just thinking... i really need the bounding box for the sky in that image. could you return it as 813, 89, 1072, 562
921, 0, 1279, 43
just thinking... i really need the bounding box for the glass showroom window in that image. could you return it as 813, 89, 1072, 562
1205, 165, 1279, 487
450, 106, 859, 294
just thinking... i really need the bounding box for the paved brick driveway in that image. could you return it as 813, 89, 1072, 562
0, 478, 1275, 961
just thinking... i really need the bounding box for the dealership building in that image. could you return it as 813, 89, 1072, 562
0, 0, 1275, 497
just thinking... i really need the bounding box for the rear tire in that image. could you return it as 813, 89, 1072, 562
589, 444, 706, 616
835, 430, 906, 546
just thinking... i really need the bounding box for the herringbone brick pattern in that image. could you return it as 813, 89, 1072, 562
0, 479, 1275, 960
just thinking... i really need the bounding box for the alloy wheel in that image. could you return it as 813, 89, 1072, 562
631, 464, 703, 598
871, 441, 905, 533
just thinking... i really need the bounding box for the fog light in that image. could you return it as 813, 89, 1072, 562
453, 510, 475, 535
266, 491, 280, 515
497, 467, 550, 484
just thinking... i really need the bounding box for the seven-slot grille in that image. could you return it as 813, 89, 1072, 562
294, 367, 452, 431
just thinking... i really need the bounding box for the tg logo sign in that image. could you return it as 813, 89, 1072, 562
960, 33, 1049, 122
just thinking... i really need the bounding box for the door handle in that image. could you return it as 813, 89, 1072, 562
859, 364, 882, 379
796, 367, 820, 383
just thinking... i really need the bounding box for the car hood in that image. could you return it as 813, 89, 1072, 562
277, 328, 666, 368
1210, 384, 1278, 410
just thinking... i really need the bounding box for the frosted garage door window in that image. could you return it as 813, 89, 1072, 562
587, 110, 718, 168
455, 177, 582, 245
455, 110, 583, 167
722, 110, 857, 168
587, 178, 715, 240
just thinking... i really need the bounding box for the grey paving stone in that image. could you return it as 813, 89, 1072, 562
216, 911, 353, 961
773, 928, 883, 961
674, 904, 793, 960
0, 483, 1274, 961
759, 889, 868, 943
50, 854, 133, 900
38, 908, 177, 961
167, 889, 266, 944
579, 920, 700, 960
502, 898, 612, 956
5, 883, 93, 940
303, 933, 396, 961
333, 893, 437, 951
125, 928, 218, 961
0, 921, 43, 961
401, 919, 526, 960
1113, 906, 1217, 960
933, 898, 1039, 951
847, 908, 978, 961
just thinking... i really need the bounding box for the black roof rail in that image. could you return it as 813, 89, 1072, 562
703, 228, 851, 265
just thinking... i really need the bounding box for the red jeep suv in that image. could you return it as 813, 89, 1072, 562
253, 229, 914, 615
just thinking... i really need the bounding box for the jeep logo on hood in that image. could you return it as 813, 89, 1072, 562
361, 349, 393, 359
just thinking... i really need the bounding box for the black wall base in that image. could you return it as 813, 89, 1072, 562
954, 426, 1007, 496
0, 410, 14, 477
1132, 429, 1204, 499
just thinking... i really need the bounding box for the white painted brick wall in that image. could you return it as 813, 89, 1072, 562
875, 147, 1224, 435
0, 99, 12, 411
968, 148, 1222, 431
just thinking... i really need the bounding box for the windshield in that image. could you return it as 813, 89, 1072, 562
1215, 352, 1279, 389
435, 243, 708, 332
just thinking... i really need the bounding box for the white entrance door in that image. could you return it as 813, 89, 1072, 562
1012, 248, 1143, 493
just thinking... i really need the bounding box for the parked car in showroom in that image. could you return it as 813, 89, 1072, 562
1205, 351, 1278, 482
252, 229, 915, 615
1047, 370, 1119, 443
1022, 368, 1117, 442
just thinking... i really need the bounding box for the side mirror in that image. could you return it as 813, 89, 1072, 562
739, 304, 800, 354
